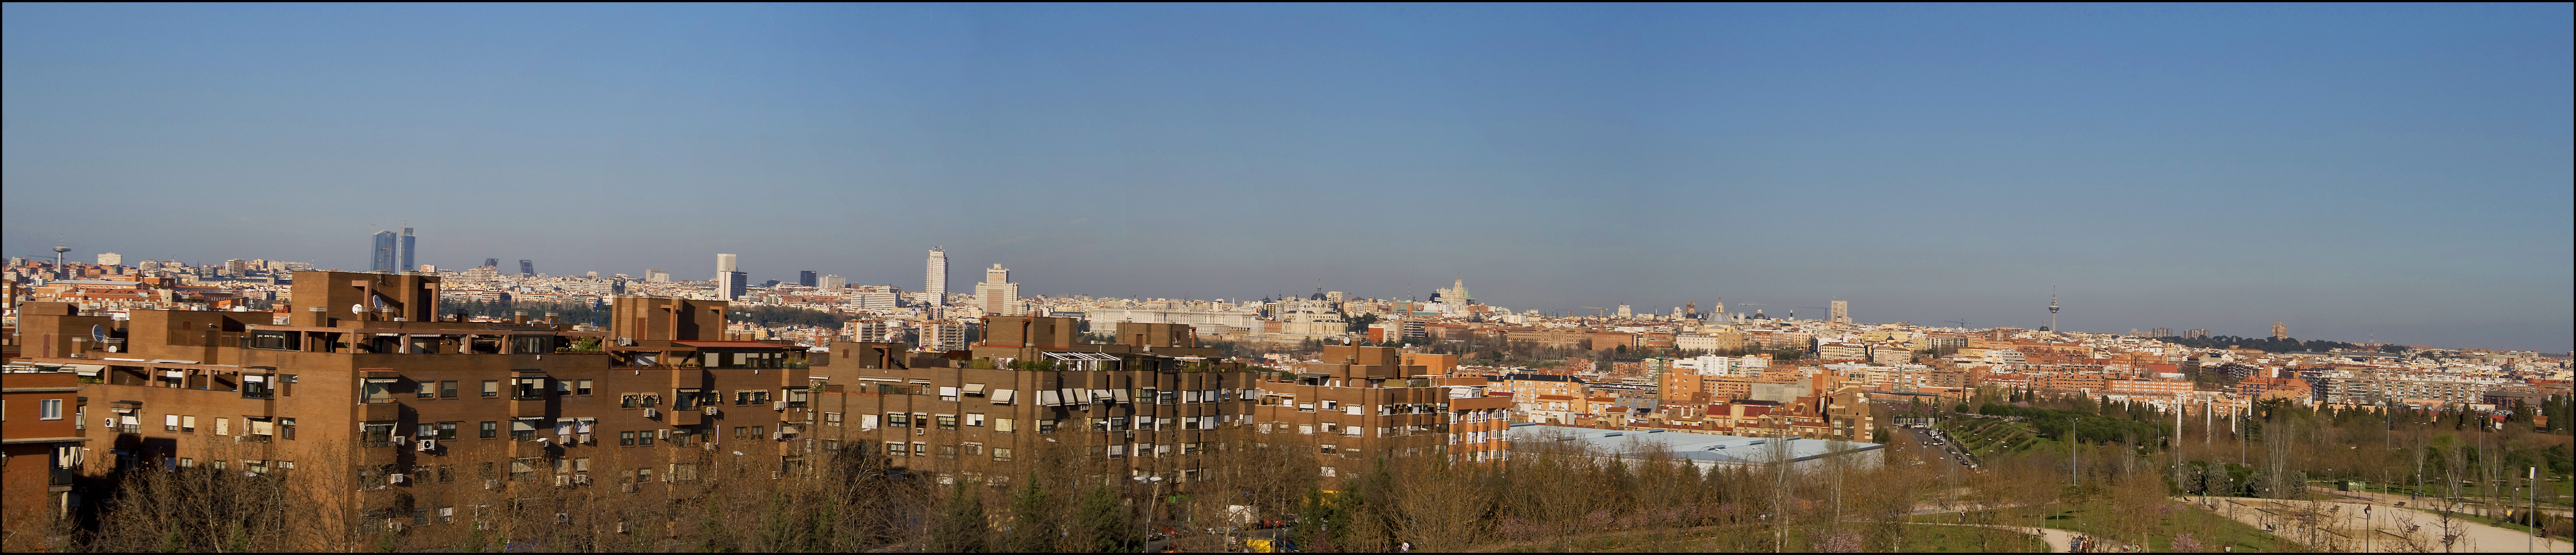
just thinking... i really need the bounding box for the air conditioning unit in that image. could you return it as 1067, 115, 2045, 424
556, 475, 572, 486
772, 400, 787, 410
390, 436, 408, 445
416, 439, 437, 451
643, 408, 658, 418
656, 429, 670, 439
578, 434, 593, 444
703, 406, 720, 416
389, 473, 408, 484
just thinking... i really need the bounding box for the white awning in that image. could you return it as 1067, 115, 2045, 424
990, 389, 1015, 403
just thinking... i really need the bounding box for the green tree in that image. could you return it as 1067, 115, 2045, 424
1068, 484, 1131, 553
1001, 473, 1058, 552
927, 483, 989, 552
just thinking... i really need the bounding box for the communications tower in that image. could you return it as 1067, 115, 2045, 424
2046, 289, 2060, 332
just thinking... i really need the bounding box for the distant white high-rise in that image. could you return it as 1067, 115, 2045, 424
977, 264, 1020, 316
645, 268, 670, 282
818, 274, 847, 289
1615, 305, 1632, 318
714, 254, 746, 300
1829, 300, 1850, 323
924, 248, 949, 304
96, 252, 122, 266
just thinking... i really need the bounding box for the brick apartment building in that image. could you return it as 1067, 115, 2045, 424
10, 271, 812, 547
2, 369, 89, 549
1251, 346, 1507, 480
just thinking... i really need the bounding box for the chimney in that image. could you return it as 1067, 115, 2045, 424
543, 311, 559, 324
513, 310, 529, 324
303, 306, 329, 327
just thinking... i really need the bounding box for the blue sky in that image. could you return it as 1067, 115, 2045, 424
5, 4, 2569, 351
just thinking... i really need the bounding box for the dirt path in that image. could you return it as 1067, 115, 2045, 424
2198, 496, 2571, 553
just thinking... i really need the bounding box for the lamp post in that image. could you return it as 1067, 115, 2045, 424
2363, 505, 2372, 553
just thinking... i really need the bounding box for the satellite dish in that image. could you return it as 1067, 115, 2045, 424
351, 304, 367, 315
92, 325, 106, 344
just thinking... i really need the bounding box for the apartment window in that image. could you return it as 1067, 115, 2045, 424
786, 387, 808, 408
481, 380, 499, 398
674, 388, 704, 409
637, 431, 654, 446
935, 415, 958, 430
1035, 419, 1056, 434
1108, 416, 1129, 431
39, 398, 65, 420
361, 422, 396, 446
511, 458, 539, 480
911, 442, 929, 456
242, 375, 275, 399
480, 421, 498, 439
515, 377, 548, 400
433, 380, 457, 398
938, 387, 959, 402
620, 394, 641, 408
937, 445, 957, 459
1320, 444, 1338, 454
280, 418, 297, 440
418, 381, 436, 399
964, 413, 985, 427
620, 431, 636, 446
575, 379, 593, 396
182, 415, 198, 433
823, 412, 844, 427
417, 423, 438, 439
992, 448, 1014, 462
435, 422, 458, 441
438, 464, 455, 482
886, 441, 910, 457
511, 418, 540, 441
994, 418, 1015, 433
886, 413, 910, 428
363, 378, 398, 404
961, 442, 983, 457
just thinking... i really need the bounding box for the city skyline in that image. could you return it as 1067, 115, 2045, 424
4, 4, 2569, 351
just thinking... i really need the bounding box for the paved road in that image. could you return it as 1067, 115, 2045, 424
1906, 426, 1980, 470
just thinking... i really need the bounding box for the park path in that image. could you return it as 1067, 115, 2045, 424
2196, 496, 2570, 553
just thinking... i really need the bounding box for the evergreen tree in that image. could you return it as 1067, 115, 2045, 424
1002, 473, 1058, 552
1069, 484, 1130, 553
928, 483, 989, 552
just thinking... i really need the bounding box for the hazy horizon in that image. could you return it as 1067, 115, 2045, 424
6, 4, 2569, 351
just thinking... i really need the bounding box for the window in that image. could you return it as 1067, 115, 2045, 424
1035, 419, 1056, 434
674, 388, 704, 409
480, 421, 498, 439
183, 415, 198, 433
911, 442, 928, 456
515, 377, 547, 400
511, 458, 539, 479
621, 394, 642, 408
575, 379, 593, 396
242, 375, 275, 399
39, 399, 64, 420
280, 418, 297, 440
886, 442, 907, 457
935, 415, 958, 430
964, 413, 985, 427
886, 413, 910, 428
438, 464, 455, 482
439, 380, 459, 398
363, 378, 397, 404
994, 418, 1015, 433
961, 442, 983, 456
620, 431, 636, 446
418, 423, 438, 439
638, 431, 654, 446
1321, 467, 1337, 477
481, 380, 499, 398
786, 388, 808, 408
361, 422, 395, 446
937, 445, 957, 459
992, 448, 1014, 461
511, 419, 540, 441
418, 381, 436, 398
823, 412, 844, 427
938, 387, 959, 402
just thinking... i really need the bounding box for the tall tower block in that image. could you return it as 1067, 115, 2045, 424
924, 248, 949, 305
